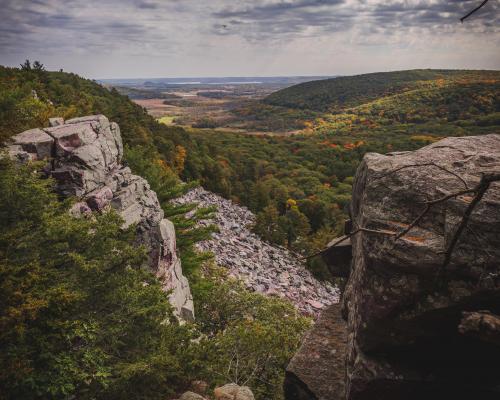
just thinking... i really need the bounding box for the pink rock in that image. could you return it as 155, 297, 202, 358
69, 201, 92, 217
86, 186, 113, 211
307, 300, 324, 309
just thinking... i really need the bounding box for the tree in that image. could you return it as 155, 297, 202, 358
32, 61, 45, 71
20, 59, 31, 70
253, 205, 286, 245
279, 208, 311, 248
193, 267, 310, 400
0, 159, 195, 399
174, 144, 187, 173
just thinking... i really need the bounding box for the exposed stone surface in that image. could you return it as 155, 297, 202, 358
49, 117, 64, 127
459, 310, 500, 346
190, 380, 208, 396
214, 383, 255, 400
173, 187, 339, 316
284, 304, 347, 400
11, 128, 54, 160
321, 236, 351, 278
8, 115, 194, 321
285, 134, 500, 400
178, 391, 207, 400
344, 134, 500, 399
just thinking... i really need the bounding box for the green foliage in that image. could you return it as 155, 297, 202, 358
124, 145, 216, 280
0, 63, 218, 279
192, 117, 218, 129
0, 64, 312, 399
5, 65, 496, 269
173, 70, 499, 260
0, 159, 309, 400
180, 129, 351, 252
0, 63, 189, 149
0, 159, 196, 399
253, 205, 286, 245
192, 267, 310, 400
265, 69, 500, 112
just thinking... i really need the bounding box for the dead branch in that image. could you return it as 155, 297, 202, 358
461, 0, 489, 23
441, 172, 500, 269
320, 166, 500, 281
302, 227, 398, 260
301, 230, 359, 260
395, 203, 430, 239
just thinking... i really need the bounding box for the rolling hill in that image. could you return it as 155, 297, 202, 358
264, 69, 500, 113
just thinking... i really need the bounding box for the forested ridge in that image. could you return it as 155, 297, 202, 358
182, 70, 499, 267
1, 64, 499, 398
0, 64, 310, 399
2, 66, 499, 270
264, 69, 500, 112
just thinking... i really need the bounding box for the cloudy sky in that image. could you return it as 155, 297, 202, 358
1, 0, 499, 78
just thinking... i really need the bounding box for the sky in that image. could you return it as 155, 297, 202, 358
0, 0, 499, 79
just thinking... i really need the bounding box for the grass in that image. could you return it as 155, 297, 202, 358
157, 115, 176, 125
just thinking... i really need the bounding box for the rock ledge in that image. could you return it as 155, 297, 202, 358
8, 115, 194, 320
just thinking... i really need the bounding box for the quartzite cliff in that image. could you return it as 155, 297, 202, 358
7, 115, 194, 321
286, 134, 500, 400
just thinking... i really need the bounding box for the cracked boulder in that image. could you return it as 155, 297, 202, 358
285, 134, 500, 400
343, 134, 500, 399
284, 304, 347, 400
7, 115, 194, 321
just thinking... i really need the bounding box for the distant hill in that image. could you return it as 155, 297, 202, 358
264, 69, 500, 112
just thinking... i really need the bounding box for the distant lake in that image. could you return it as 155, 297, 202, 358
99, 76, 336, 87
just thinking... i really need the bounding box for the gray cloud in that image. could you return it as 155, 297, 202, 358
0, 0, 498, 77
212, 0, 499, 40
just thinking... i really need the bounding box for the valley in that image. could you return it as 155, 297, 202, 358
1, 64, 499, 400
103, 76, 328, 134
104, 69, 500, 275
2, 0, 499, 398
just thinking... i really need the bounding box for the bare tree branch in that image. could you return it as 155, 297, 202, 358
302, 227, 397, 260
461, 0, 489, 23
395, 203, 431, 240
320, 165, 500, 282
441, 172, 500, 269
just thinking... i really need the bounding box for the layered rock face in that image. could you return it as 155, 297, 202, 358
286, 134, 500, 399
8, 115, 194, 321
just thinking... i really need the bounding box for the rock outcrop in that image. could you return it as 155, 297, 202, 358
8, 115, 194, 321
285, 134, 500, 399
214, 383, 255, 400
284, 304, 347, 400
176, 383, 255, 400
173, 187, 339, 316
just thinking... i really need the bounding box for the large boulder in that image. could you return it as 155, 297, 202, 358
214, 383, 255, 400
284, 304, 347, 400
344, 134, 500, 399
285, 134, 500, 400
10, 128, 54, 160
178, 392, 206, 400
7, 115, 194, 321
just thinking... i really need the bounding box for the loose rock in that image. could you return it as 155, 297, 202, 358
173, 187, 339, 316
214, 383, 255, 400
